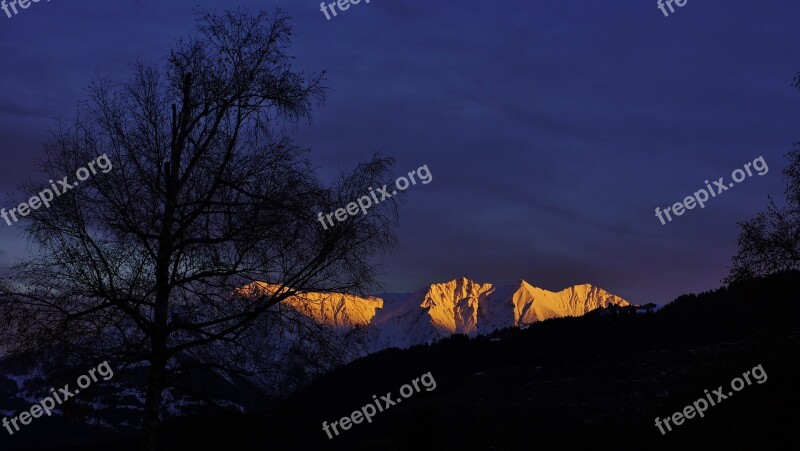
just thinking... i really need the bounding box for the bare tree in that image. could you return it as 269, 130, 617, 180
0, 9, 398, 451
726, 195, 800, 283
726, 75, 800, 283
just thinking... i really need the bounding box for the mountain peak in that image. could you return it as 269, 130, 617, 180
436, 276, 478, 287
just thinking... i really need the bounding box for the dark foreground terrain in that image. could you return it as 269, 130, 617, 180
5, 271, 800, 450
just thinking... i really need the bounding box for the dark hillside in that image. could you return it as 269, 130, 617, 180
12, 272, 800, 450
174, 271, 800, 450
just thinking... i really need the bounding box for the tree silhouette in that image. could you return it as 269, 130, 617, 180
0, 9, 398, 451
726, 75, 800, 284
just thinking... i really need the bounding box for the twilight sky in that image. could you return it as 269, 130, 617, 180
1, 0, 799, 304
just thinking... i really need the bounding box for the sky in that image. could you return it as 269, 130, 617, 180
1, 0, 799, 304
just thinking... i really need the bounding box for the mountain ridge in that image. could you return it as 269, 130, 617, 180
251, 277, 632, 350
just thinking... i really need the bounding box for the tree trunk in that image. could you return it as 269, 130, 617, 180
140, 354, 167, 451
140, 81, 187, 450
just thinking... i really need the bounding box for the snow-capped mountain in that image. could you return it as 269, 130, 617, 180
0, 278, 630, 428
271, 277, 631, 350
242, 282, 383, 330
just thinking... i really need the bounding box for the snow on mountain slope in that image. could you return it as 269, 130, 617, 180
242, 282, 382, 331
373, 278, 495, 348
510, 280, 630, 325
376, 278, 630, 347
251, 278, 632, 350
282, 291, 382, 330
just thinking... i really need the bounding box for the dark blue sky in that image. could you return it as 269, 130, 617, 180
1, 0, 799, 304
